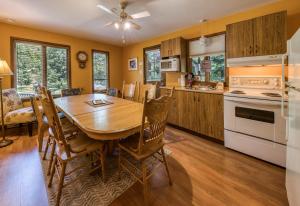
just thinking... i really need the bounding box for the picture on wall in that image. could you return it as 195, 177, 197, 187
128, 58, 138, 71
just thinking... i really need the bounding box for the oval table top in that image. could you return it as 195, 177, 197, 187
54, 94, 143, 140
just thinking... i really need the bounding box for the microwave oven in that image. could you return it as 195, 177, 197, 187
160, 58, 180, 72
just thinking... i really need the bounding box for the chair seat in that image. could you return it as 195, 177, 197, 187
55, 131, 105, 161
4, 106, 35, 124
119, 132, 164, 160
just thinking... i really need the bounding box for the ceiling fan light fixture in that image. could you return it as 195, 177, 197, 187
114, 22, 120, 29
124, 22, 131, 30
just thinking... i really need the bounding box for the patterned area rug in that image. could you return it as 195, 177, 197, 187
40, 148, 172, 206
40, 154, 136, 206
164, 129, 186, 144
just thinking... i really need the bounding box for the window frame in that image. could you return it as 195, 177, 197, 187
187, 32, 228, 86
10, 37, 71, 93
91, 49, 110, 93
143, 44, 161, 84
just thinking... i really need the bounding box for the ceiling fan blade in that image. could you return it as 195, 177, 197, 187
130, 11, 150, 19
130, 21, 142, 30
96, 4, 119, 17
104, 21, 115, 27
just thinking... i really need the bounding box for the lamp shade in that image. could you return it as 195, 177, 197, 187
0, 60, 13, 76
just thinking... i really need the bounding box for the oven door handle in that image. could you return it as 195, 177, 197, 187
225, 99, 282, 108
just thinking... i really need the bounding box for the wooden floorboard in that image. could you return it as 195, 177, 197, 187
0, 126, 288, 206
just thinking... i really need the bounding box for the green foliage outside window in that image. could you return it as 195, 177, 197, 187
145, 49, 161, 82
47, 47, 68, 94
93, 52, 108, 91
15, 42, 69, 95
16, 43, 43, 94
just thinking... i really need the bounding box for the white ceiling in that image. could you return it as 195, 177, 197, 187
0, 0, 276, 46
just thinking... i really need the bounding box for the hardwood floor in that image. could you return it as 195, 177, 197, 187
0, 126, 288, 206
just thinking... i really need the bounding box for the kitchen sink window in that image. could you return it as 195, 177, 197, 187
191, 53, 225, 82
189, 34, 225, 82
144, 45, 161, 83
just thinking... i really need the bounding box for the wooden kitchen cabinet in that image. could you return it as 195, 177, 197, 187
226, 19, 254, 58
160, 88, 224, 141
253, 11, 287, 56
226, 11, 287, 58
160, 37, 186, 58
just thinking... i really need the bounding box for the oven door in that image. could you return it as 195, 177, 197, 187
224, 96, 287, 144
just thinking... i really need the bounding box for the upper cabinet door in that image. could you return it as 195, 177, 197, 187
253, 11, 287, 56
160, 40, 169, 58
226, 19, 254, 58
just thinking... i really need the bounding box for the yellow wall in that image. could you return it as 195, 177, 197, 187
122, 0, 300, 85
0, 22, 123, 92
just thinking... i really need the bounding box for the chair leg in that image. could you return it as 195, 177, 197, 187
43, 136, 51, 160
118, 147, 122, 180
100, 152, 106, 182
48, 155, 57, 188
47, 140, 56, 176
38, 124, 47, 152
27, 122, 33, 137
161, 148, 172, 186
142, 161, 149, 206
56, 161, 66, 206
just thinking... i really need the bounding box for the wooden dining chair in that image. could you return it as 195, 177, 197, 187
32, 95, 79, 177
137, 82, 158, 103
31, 96, 49, 152
40, 87, 106, 206
118, 88, 174, 206
107, 88, 118, 97
121, 81, 137, 101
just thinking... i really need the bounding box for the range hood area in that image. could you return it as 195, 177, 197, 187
227, 54, 285, 67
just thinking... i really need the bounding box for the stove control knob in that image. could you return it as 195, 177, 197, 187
263, 80, 269, 84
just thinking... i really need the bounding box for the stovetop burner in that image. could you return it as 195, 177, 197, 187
230, 90, 246, 94
261, 92, 282, 97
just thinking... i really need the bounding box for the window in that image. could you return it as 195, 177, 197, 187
189, 34, 225, 82
144, 46, 161, 83
92, 50, 109, 92
191, 53, 225, 82
13, 38, 70, 95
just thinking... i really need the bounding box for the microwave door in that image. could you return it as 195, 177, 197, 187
286, 28, 300, 206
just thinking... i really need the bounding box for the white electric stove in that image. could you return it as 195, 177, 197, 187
224, 76, 287, 167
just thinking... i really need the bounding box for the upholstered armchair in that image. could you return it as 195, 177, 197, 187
1, 88, 35, 136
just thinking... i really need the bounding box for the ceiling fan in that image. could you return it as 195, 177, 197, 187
97, 0, 151, 31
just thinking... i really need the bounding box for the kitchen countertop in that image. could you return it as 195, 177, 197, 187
160, 86, 226, 95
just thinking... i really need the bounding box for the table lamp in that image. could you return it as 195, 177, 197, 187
0, 59, 14, 148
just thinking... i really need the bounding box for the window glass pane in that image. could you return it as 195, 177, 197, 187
145, 49, 161, 82
210, 54, 225, 82
191, 56, 205, 81
46, 47, 68, 95
16, 42, 42, 95
190, 53, 225, 82
93, 52, 108, 91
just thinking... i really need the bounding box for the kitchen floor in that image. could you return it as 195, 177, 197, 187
0, 125, 288, 206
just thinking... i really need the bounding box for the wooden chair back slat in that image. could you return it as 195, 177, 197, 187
30, 96, 43, 125
122, 81, 137, 101
138, 83, 158, 103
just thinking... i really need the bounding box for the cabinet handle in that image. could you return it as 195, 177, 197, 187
255, 45, 258, 54
249, 46, 252, 55
193, 96, 196, 101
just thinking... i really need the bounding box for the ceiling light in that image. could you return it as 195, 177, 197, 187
114, 22, 120, 29
124, 22, 131, 30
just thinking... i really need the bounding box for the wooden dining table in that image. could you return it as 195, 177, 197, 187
54, 94, 144, 141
